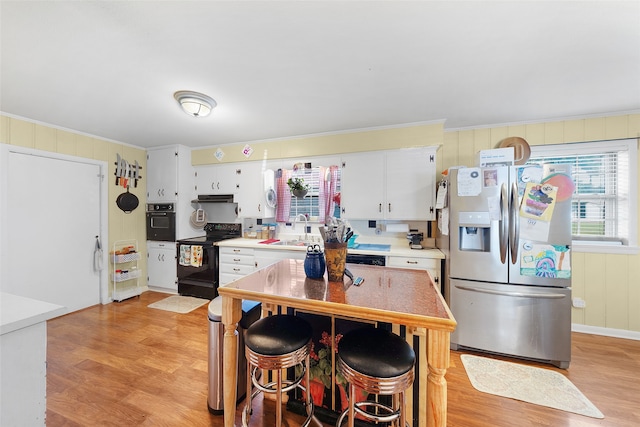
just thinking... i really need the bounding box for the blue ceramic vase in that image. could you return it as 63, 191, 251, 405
304, 245, 325, 279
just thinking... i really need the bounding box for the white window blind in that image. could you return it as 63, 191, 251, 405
286, 166, 342, 221
528, 139, 637, 250
289, 167, 321, 218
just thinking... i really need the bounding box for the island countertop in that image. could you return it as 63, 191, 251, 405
1, 292, 65, 335
219, 259, 454, 329
218, 259, 456, 427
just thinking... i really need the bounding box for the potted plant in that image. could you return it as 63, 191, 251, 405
287, 177, 310, 198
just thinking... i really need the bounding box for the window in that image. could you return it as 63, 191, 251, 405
289, 167, 322, 218
528, 139, 638, 253
275, 165, 341, 223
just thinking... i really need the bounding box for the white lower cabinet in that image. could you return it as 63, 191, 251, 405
219, 247, 256, 286
147, 241, 177, 292
219, 246, 308, 285
387, 255, 441, 288
254, 249, 305, 270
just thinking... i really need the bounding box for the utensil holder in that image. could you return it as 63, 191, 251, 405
324, 242, 347, 282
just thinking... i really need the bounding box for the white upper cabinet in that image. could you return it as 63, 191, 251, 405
340, 147, 437, 220
146, 145, 197, 239
194, 163, 238, 195
147, 147, 179, 202
194, 161, 277, 219
385, 148, 437, 220
340, 151, 385, 219
235, 165, 276, 218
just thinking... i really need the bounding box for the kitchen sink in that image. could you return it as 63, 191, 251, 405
269, 240, 312, 247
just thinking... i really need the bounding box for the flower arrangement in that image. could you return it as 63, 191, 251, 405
299, 331, 346, 389
296, 329, 368, 413
287, 177, 310, 193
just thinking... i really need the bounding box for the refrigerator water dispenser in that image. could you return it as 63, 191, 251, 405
458, 212, 491, 251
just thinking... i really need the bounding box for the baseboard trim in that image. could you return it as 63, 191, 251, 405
572, 323, 640, 341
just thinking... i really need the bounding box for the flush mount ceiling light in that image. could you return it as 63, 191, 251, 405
173, 90, 217, 118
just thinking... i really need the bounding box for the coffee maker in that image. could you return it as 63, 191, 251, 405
407, 230, 423, 250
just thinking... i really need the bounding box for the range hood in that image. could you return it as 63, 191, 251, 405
192, 194, 235, 203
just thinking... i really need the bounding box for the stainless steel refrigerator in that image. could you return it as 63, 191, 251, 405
437, 164, 574, 368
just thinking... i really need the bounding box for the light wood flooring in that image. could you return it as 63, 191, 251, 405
46, 291, 640, 426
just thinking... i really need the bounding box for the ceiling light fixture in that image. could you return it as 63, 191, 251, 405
173, 90, 217, 118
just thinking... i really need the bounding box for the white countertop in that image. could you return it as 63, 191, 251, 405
217, 237, 444, 259
0, 293, 66, 335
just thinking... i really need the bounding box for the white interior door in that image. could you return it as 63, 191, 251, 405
2, 149, 105, 314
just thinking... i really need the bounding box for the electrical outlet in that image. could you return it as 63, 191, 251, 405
572, 297, 586, 308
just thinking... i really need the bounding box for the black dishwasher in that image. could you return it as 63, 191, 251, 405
345, 253, 386, 266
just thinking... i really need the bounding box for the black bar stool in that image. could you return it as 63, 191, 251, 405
336, 327, 416, 427
242, 314, 316, 427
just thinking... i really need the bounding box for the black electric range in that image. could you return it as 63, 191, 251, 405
176, 223, 242, 299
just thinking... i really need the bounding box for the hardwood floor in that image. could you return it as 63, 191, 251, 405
46, 291, 640, 426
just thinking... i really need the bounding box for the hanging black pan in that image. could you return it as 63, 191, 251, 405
116, 188, 139, 213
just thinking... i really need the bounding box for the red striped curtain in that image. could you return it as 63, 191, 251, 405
275, 169, 292, 223
319, 165, 339, 222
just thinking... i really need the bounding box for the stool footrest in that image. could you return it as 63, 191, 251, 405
337, 401, 401, 426
242, 362, 316, 427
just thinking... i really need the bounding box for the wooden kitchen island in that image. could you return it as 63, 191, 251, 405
218, 259, 456, 427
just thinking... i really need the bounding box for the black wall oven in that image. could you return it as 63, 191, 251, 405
177, 223, 242, 299
146, 203, 176, 242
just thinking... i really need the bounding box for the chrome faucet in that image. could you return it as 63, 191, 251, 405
295, 214, 309, 241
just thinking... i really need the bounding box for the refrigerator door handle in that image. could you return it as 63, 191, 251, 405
499, 183, 508, 264
509, 182, 520, 264
455, 284, 567, 299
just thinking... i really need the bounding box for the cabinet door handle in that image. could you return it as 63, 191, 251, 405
388, 203, 391, 212
258, 203, 261, 212
233, 249, 240, 253
406, 260, 418, 264
233, 268, 240, 272
378, 203, 382, 213
157, 254, 161, 261
233, 258, 241, 262
455, 284, 566, 299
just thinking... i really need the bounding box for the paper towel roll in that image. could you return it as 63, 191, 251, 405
385, 223, 410, 233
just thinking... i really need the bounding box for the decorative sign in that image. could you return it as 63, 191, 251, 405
457, 167, 482, 197
519, 182, 558, 241
520, 242, 571, 278
242, 144, 253, 158
215, 148, 225, 161
520, 182, 558, 223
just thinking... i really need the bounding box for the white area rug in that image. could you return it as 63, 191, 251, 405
461, 354, 604, 419
147, 295, 209, 314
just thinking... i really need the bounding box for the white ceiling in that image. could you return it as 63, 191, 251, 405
1, 1, 639, 149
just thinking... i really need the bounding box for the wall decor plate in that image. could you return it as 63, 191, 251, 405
498, 137, 531, 165
266, 188, 277, 207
